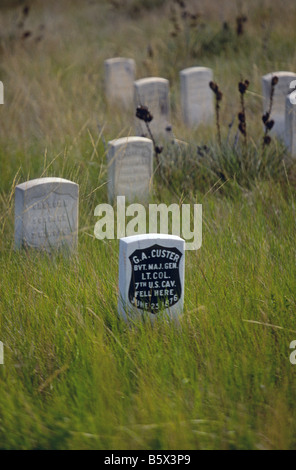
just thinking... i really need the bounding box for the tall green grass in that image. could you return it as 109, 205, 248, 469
1, 182, 295, 449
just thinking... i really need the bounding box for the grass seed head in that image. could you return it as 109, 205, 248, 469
263, 135, 272, 145
262, 112, 270, 124
238, 112, 245, 123
23, 6, 30, 17
238, 80, 249, 94
136, 105, 153, 123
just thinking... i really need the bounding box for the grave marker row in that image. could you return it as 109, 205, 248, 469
104, 59, 296, 156
104, 58, 215, 133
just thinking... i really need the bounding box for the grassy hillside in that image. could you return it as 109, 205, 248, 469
0, 0, 296, 450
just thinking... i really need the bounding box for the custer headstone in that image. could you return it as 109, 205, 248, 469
104, 57, 136, 108
15, 177, 78, 250
107, 136, 153, 203
262, 71, 296, 141
118, 234, 185, 321
180, 66, 214, 127
134, 77, 171, 138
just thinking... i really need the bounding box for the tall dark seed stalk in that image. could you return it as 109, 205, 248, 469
136, 104, 163, 167
209, 81, 223, 148
238, 79, 249, 148
135, 105, 183, 199
262, 75, 278, 149
236, 15, 248, 36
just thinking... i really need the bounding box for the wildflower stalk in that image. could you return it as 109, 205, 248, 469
236, 15, 248, 36
209, 81, 223, 148
135, 105, 182, 200
238, 79, 249, 148
262, 75, 278, 150
136, 105, 163, 167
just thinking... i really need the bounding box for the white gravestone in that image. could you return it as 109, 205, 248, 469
134, 77, 171, 138
262, 71, 296, 141
15, 177, 78, 250
118, 234, 185, 321
180, 66, 214, 127
107, 136, 153, 203
285, 94, 296, 156
104, 57, 136, 107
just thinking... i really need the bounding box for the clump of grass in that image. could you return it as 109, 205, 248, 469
159, 137, 294, 197
158, 73, 292, 195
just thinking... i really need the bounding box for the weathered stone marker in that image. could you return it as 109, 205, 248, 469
134, 77, 171, 138
15, 177, 78, 250
107, 136, 153, 203
104, 57, 136, 107
262, 71, 296, 141
180, 66, 214, 127
118, 234, 185, 321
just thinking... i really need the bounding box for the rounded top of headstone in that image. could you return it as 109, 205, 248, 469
262, 71, 296, 81
108, 136, 153, 148
180, 66, 212, 75
120, 233, 185, 246
134, 77, 169, 86
104, 57, 135, 65
16, 177, 78, 192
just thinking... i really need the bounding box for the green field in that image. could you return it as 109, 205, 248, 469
0, 0, 296, 450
